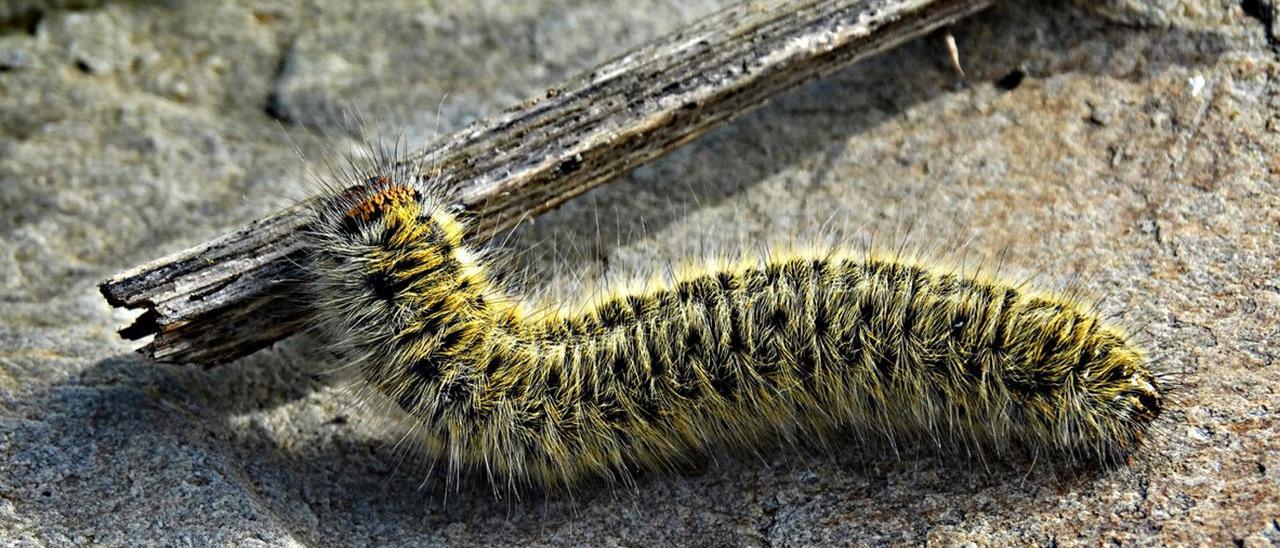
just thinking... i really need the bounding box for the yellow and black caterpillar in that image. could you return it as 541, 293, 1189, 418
307, 163, 1164, 491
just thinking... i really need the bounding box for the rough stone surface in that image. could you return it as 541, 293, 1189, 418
2, 0, 1278, 546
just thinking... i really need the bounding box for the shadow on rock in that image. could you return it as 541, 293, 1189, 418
36, 346, 1134, 544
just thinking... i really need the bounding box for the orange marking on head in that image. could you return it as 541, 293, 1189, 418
343, 184, 419, 225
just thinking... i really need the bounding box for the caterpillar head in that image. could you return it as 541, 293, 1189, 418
315, 172, 467, 258
307, 170, 473, 321
340, 179, 422, 234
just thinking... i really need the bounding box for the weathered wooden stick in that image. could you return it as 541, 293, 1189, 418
100, 0, 996, 366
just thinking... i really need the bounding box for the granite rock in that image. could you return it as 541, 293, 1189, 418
1, 0, 1277, 545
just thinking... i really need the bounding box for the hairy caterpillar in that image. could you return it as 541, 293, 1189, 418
305, 160, 1164, 491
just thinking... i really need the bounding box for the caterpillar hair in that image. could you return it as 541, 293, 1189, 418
304, 156, 1165, 492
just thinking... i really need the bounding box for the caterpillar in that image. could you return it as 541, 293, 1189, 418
305, 159, 1164, 492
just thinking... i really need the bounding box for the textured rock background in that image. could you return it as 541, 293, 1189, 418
1, 0, 1278, 545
